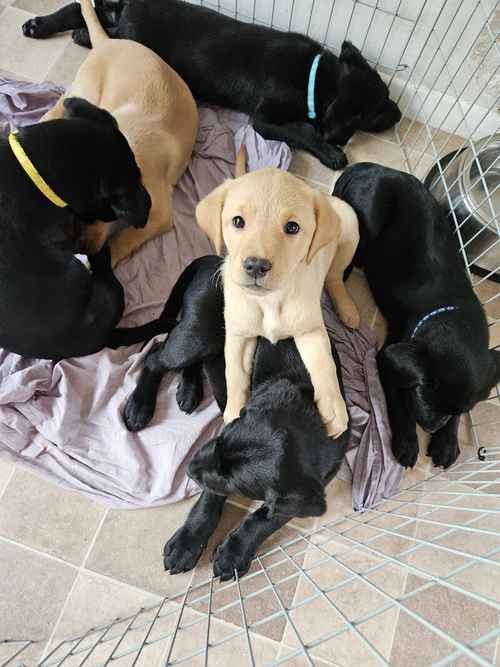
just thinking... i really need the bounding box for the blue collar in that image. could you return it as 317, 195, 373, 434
411, 306, 459, 339
307, 54, 322, 120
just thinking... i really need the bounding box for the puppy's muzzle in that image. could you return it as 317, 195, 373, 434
243, 256, 272, 279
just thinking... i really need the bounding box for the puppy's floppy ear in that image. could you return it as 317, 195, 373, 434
307, 191, 340, 264
268, 480, 326, 518
63, 97, 118, 128
339, 41, 367, 68
383, 342, 427, 388
111, 184, 151, 229
196, 182, 230, 256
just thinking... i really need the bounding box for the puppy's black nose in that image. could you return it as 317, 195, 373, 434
243, 256, 272, 278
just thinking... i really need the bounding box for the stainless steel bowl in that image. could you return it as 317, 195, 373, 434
425, 134, 500, 281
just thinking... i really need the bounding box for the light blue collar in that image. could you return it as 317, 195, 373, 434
411, 306, 459, 339
307, 54, 322, 120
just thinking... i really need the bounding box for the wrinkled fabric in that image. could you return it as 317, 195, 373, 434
0, 81, 401, 509
321, 294, 402, 509
0, 78, 64, 136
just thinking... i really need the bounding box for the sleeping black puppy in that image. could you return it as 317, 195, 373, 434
334, 163, 500, 469
0, 97, 150, 360
22, 0, 401, 171
114, 255, 348, 580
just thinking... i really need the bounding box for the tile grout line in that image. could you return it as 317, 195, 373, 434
278, 639, 338, 666
307, 174, 336, 188
79, 567, 165, 601
81, 507, 110, 570
0, 533, 78, 569
39, 571, 83, 663
383, 570, 409, 664
362, 128, 463, 154
385, 607, 403, 664
296, 174, 334, 190
492, 619, 500, 665
0, 511, 175, 616
0, 463, 16, 500
40, 506, 110, 661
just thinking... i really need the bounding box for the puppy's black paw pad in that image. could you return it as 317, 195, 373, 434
213, 542, 252, 582
22, 17, 49, 39
392, 438, 419, 469
123, 395, 154, 432
163, 530, 204, 574
428, 438, 460, 469
176, 380, 203, 414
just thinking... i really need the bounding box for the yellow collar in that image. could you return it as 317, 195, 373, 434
8, 131, 68, 208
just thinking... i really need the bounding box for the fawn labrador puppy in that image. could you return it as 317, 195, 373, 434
196, 162, 359, 437
40, 0, 198, 267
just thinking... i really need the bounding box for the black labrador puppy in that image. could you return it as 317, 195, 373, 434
22, 0, 401, 171
114, 255, 348, 580
334, 163, 500, 469
0, 97, 150, 359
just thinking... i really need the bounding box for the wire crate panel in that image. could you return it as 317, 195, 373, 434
3, 451, 500, 666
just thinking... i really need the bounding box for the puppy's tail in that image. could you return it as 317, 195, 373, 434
108, 260, 200, 348
79, 0, 108, 48
235, 144, 247, 178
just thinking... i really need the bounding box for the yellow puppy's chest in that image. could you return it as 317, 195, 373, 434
261, 303, 284, 344
226, 291, 323, 344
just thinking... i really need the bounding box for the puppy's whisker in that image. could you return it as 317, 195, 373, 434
212, 264, 224, 291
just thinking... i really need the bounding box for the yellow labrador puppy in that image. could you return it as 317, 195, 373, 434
41, 0, 198, 267
196, 162, 359, 438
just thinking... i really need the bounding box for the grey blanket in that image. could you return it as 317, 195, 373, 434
0, 79, 402, 510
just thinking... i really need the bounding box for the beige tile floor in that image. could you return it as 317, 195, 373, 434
1, 1, 499, 664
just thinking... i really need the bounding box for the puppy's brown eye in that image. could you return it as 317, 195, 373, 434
232, 216, 245, 229
284, 221, 300, 235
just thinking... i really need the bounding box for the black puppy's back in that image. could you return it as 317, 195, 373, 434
121, 0, 325, 115
334, 163, 485, 324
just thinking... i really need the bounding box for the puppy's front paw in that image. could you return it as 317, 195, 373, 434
318, 394, 348, 439
22, 17, 51, 39
123, 392, 155, 432
164, 527, 205, 574
223, 401, 244, 424
325, 417, 348, 438
427, 432, 460, 469
213, 535, 253, 581
176, 377, 203, 414
392, 433, 419, 469
72, 27, 91, 47
338, 301, 360, 329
